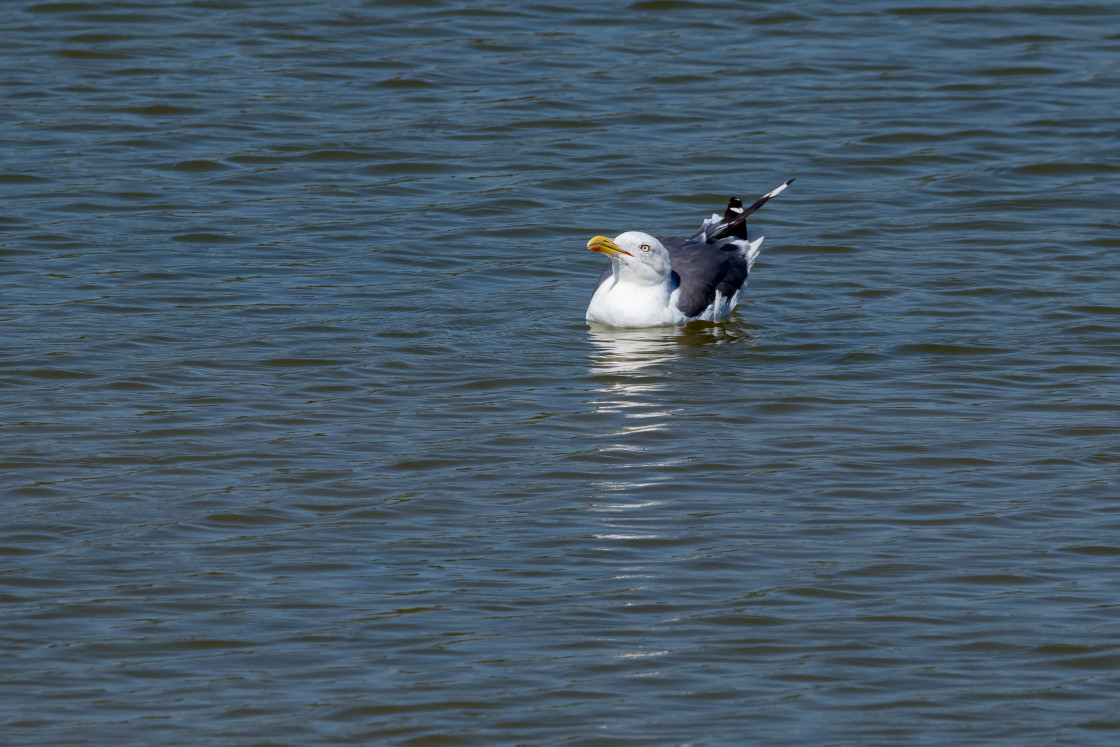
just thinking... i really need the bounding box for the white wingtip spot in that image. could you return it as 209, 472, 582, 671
764, 182, 790, 199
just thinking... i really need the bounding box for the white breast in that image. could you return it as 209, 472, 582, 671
585, 277, 686, 327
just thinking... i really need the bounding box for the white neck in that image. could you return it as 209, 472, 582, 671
611, 256, 668, 288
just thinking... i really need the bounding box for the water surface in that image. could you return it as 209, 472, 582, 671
2, 1, 1120, 743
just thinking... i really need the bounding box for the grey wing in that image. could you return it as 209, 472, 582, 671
663, 237, 749, 318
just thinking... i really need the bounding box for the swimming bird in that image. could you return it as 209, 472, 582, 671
585, 179, 793, 327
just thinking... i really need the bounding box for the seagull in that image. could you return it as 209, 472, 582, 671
585, 179, 793, 327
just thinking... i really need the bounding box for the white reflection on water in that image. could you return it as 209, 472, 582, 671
584, 322, 745, 540
584, 324, 749, 661
586, 324, 681, 451
585, 325, 683, 539
586, 323, 686, 378
586, 322, 745, 415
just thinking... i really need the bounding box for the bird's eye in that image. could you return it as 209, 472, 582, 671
640, 243, 651, 252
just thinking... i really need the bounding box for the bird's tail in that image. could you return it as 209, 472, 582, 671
743, 231, 763, 272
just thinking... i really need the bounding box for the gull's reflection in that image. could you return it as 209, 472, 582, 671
584, 320, 747, 498
584, 323, 749, 664
586, 321, 745, 385
586, 323, 686, 377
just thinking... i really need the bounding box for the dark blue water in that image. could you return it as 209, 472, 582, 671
3, 1, 1119, 743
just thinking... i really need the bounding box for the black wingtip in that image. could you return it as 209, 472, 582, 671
721, 196, 745, 227
721, 196, 748, 239
706, 179, 794, 242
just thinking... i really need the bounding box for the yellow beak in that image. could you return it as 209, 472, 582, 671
586, 235, 632, 257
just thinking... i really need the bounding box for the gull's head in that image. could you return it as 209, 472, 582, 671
586, 231, 671, 285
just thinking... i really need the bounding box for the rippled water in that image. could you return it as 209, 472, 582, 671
3, 0, 1119, 743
